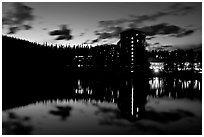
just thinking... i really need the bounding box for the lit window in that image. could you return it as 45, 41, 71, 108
136, 34, 138, 36
131, 48, 134, 50
131, 52, 134, 54
131, 55, 134, 57
131, 41, 134, 43
131, 44, 134, 47
137, 39, 139, 42
131, 37, 134, 40
136, 107, 139, 112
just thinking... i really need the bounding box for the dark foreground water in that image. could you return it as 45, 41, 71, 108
2, 76, 202, 135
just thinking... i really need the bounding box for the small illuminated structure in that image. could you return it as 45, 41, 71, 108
150, 62, 164, 73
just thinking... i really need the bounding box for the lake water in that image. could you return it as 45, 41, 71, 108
2, 76, 202, 135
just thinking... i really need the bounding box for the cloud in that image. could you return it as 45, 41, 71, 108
7, 27, 18, 34
161, 45, 173, 48
129, 3, 196, 26
129, 11, 168, 25
95, 3, 196, 41
139, 23, 195, 37
83, 40, 90, 44
148, 46, 166, 51
150, 43, 173, 50
146, 36, 155, 40
3, 2, 35, 34
23, 25, 32, 30
146, 43, 174, 51
93, 3, 198, 43
140, 23, 181, 36
91, 39, 99, 43
174, 30, 194, 37
49, 25, 73, 41
174, 43, 202, 50
95, 22, 195, 42
168, 3, 195, 15
79, 33, 85, 36
153, 42, 160, 45
83, 39, 99, 44
98, 19, 127, 28
94, 26, 123, 42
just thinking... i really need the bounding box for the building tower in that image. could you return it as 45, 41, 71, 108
118, 29, 146, 73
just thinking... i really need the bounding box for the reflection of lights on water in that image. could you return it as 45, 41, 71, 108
194, 80, 198, 89
150, 77, 164, 90
131, 84, 134, 115
112, 98, 115, 103
75, 80, 94, 95
149, 77, 201, 98
160, 89, 163, 94
181, 80, 192, 89
173, 79, 176, 88
194, 80, 201, 90
34, 99, 115, 105
117, 90, 119, 98
156, 89, 158, 96
125, 81, 128, 86
169, 92, 171, 98
199, 83, 200, 91
198, 81, 201, 91
87, 88, 92, 95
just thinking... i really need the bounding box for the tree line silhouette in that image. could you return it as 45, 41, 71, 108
3, 35, 201, 75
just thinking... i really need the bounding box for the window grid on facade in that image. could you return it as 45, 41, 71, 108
120, 29, 146, 73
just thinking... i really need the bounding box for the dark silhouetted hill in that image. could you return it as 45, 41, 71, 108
3, 35, 75, 105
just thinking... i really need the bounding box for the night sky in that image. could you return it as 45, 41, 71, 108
2, 2, 202, 50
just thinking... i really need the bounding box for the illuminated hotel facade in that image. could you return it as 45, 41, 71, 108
118, 29, 146, 73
